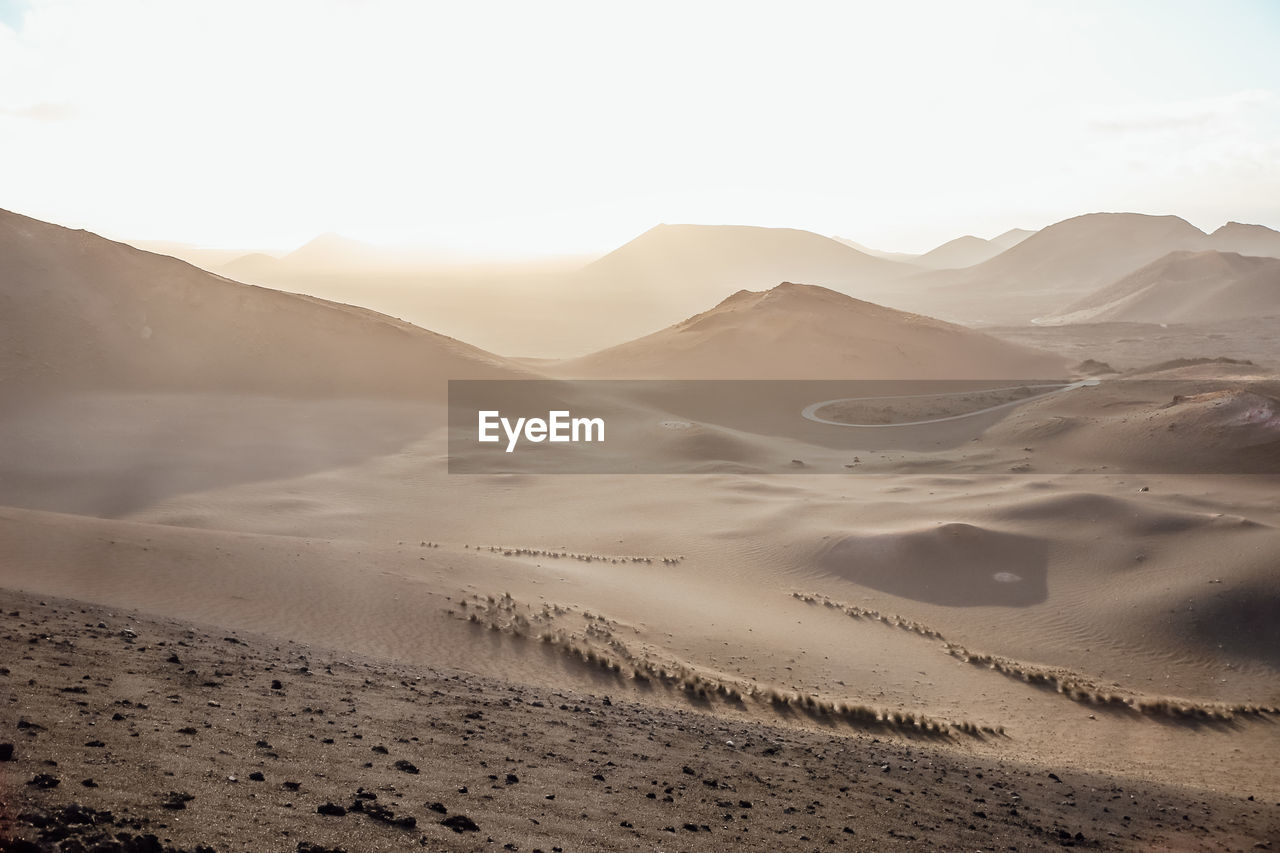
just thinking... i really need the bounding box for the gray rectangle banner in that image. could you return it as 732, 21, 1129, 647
448, 379, 1280, 474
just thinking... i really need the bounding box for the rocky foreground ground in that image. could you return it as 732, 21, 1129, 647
0, 589, 1276, 852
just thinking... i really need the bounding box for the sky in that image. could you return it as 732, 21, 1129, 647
2, 0, 1279, 256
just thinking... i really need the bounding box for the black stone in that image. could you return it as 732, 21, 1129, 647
441, 814, 480, 833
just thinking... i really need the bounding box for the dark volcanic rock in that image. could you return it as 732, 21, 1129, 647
441, 814, 480, 833
162, 791, 195, 810
3, 803, 216, 852
359, 801, 416, 829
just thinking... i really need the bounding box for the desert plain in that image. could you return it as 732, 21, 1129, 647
1, 207, 1278, 851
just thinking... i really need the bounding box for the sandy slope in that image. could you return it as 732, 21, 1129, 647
6, 590, 1277, 852
0, 393, 438, 516
555, 282, 1068, 379
0, 208, 521, 396
3, 460, 1279, 806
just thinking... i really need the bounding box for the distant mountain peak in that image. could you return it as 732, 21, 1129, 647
283, 231, 374, 261
1207, 221, 1280, 258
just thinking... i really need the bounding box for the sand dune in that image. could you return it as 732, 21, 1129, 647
555, 282, 1067, 379
1043, 250, 1280, 324
8, 455, 1278, 799
0, 208, 522, 396
818, 522, 1049, 606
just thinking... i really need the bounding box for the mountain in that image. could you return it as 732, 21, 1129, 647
0, 208, 520, 396
851, 227, 1037, 271
830, 236, 921, 263
277, 232, 386, 270
958, 212, 1206, 293
219, 233, 391, 279
890, 213, 1209, 324
547, 224, 918, 355
128, 241, 267, 271
914, 235, 1003, 269
217, 233, 479, 285
833, 229, 1037, 268
220, 251, 281, 281
1042, 250, 1280, 325
578, 223, 913, 301
989, 228, 1036, 251
1209, 222, 1280, 258
555, 282, 1067, 379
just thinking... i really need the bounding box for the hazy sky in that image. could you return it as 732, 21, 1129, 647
2, 0, 1279, 255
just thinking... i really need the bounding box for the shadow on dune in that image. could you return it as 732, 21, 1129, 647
819, 523, 1049, 606
1183, 582, 1280, 669
1139, 712, 1255, 733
